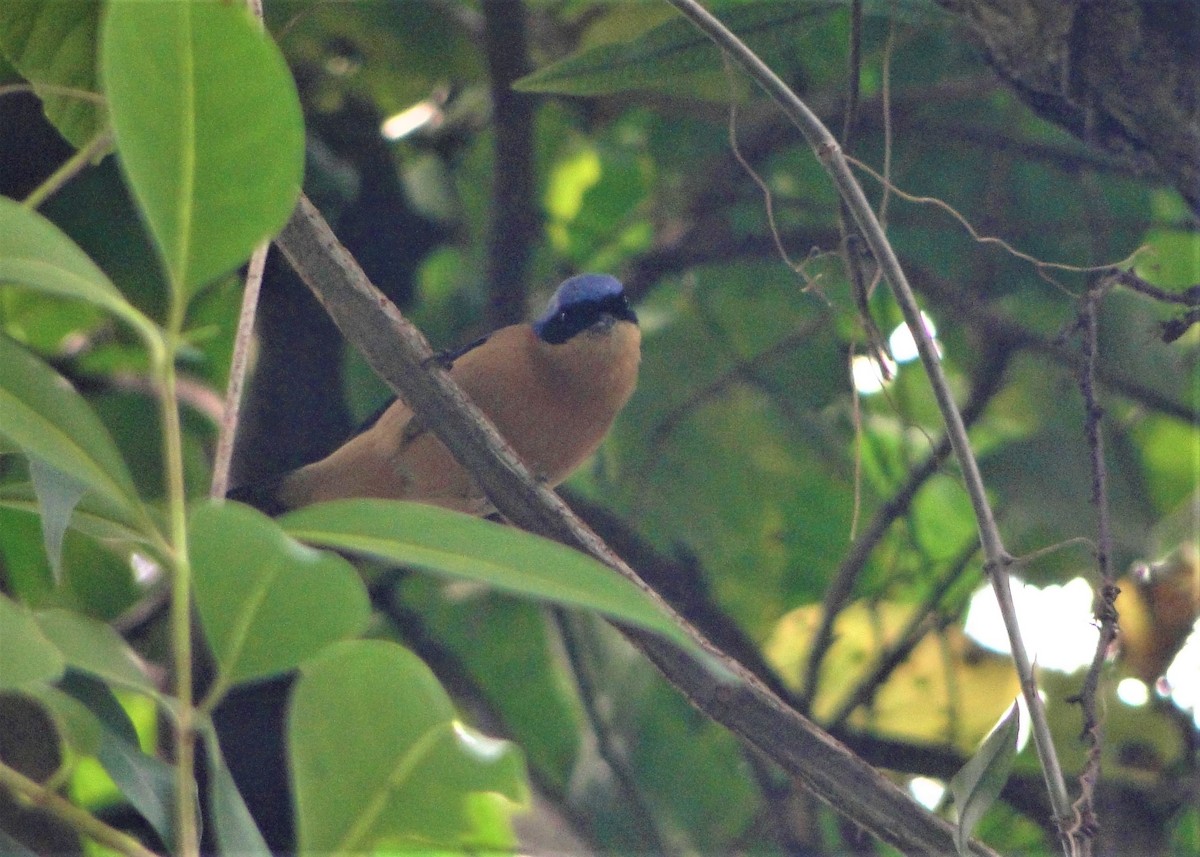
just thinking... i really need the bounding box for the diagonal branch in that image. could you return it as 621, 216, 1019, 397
272, 193, 1000, 856
661, 0, 1073, 841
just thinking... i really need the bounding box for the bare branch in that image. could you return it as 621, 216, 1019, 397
482, 0, 538, 327
662, 0, 1073, 839
211, 242, 269, 499
272, 194, 1001, 856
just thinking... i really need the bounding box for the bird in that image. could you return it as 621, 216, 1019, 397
229, 273, 640, 516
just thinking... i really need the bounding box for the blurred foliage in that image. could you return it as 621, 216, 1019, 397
1, 1, 1198, 855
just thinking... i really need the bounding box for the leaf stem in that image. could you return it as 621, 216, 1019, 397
662, 0, 1073, 840
157, 325, 200, 857
0, 759, 161, 857
22, 126, 114, 211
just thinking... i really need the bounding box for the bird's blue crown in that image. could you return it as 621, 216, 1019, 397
533, 274, 636, 344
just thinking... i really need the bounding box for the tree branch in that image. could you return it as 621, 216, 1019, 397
272, 193, 1001, 856
662, 0, 1073, 840
481, 0, 538, 327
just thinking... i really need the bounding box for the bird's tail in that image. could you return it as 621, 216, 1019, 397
225, 476, 290, 517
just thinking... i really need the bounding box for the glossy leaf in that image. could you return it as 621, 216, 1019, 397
59, 672, 175, 848
0, 482, 153, 545
34, 609, 155, 694
0, 334, 141, 523
201, 725, 271, 857
0, 1, 106, 147
515, 3, 823, 98
950, 702, 1020, 857
0, 592, 64, 688
191, 501, 370, 690
0, 196, 161, 345
28, 458, 86, 583
397, 576, 581, 793
100, 0, 304, 294
280, 499, 697, 653
289, 640, 528, 854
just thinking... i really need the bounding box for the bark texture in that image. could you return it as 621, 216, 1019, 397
937, 0, 1200, 216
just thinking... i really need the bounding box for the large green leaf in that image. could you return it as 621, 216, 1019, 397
100, 0, 304, 295
28, 457, 86, 583
0, 196, 162, 346
289, 640, 528, 854
280, 499, 697, 653
950, 702, 1020, 857
0, 334, 142, 528
57, 672, 176, 848
0, 1, 106, 147
0, 592, 65, 688
0, 482, 153, 545
190, 501, 370, 691
33, 609, 155, 694
515, 3, 826, 98
200, 724, 270, 857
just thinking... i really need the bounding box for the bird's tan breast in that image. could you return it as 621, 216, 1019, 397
279, 320, 640, 513
453, 322, 640, 485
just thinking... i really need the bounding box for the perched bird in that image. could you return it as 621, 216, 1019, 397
230, 273, 640, 516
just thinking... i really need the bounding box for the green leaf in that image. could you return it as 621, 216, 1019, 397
100, 0, 304, 295
33, 609, 155, 694
0, 592, 65, 688
0, 1, 106, 147
28, 458, 86, 583
289, 640, 528, 854
0, 334, 142, 525
0, 482, 153, 545
25, 683, 104, 758
59, 672, 176, 848
95, 726, 176, 849
514, 3, 824, 98
280, 499, 696, 653
191, 501, 370, 691
0, 196, 162, 346
200, 724, 270, 857
950, 701, 1020, 857
58, 670, 138, 746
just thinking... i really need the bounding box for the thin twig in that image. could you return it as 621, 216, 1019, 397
829, 539, 980, 730
552, 610, 676, 856
845, 154, 1144, 279
908, 258, 1200, 426
0, 82, 106, 104
210, 242, 269, 499
629, 314, 828, 509
272, 193, 1002, 856
1107, 269, 1200, 307
0, 760, 160, 857
21, 126, 114, 210
800, 343, 1010, 711
662, 0, 1073, 837
1069, 287, 1121, 852
877, 4, 895, 226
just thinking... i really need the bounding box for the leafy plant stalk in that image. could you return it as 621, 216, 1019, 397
21, 127, 114, 211
0, 759, 160, 857
662, 0, 1074, 837
156, 328, 200, 857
